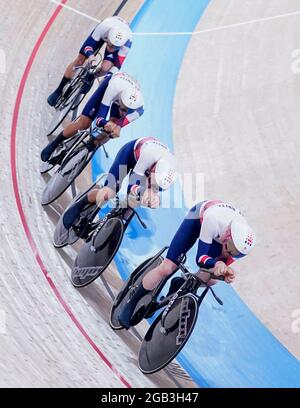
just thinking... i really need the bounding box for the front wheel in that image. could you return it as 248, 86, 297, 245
138, 293, 199, 374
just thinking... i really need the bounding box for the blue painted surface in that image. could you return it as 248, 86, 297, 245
92, 0, 300, 387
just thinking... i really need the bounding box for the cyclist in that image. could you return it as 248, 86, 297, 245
41, 72, 144, 163
54, 137, 177, 240
47, 16, 132, 106
118, 200, 256, 329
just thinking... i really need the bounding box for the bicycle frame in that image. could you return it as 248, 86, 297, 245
71, 201, 147, 287
140, 260, 224, 331
73, 196, 146, 242
55, 58, 102, 109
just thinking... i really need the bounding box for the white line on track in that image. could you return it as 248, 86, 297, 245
50, 0, 300, 36
50, 0, 100, 23
135, 9, 300, 35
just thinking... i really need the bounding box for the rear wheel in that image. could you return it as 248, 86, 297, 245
138, 293, 199, 374
71, 217, 124, 287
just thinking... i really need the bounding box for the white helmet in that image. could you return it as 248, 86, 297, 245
107, 24, 131, 47
230, 219, 256, 256
154, 157, 177, 190
120, 87, 144, 110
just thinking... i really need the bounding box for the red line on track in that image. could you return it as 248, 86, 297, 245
9, 0, 131, 388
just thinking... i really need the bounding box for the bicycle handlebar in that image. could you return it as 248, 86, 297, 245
179, 263, 223, 279
204, 273, 225, 281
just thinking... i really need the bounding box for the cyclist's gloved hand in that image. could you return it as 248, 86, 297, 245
104, 121, 117, 134
213, 261, 235, 284
127, 185, 141, 208
91, 119, 105, 138
141, 188, 160, 209
213, 261, 227, 276
106, 117, 121, 138
223, 267, 235, 284
111, 126, 121, 138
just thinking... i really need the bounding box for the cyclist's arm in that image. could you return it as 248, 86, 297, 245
95, 104, 110, 127
95, 82, 116, 126
196, 215, 219, 268
82, 28, 105, 57
114, 39, 132, 69
127, 150, 157, 202
127, 145, 159, 194
127, 173, 148, 198
119, 106, 144, 128
196, 240, 217, 269
91, 21, 105, 42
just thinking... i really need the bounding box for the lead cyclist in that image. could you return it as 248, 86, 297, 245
47, 16, 132, 107
118, 200, 257, 329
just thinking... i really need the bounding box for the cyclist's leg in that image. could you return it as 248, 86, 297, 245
60, 139, 136, 232
63, 184, 115, 230
47, 54, 87, 107
118, 204, 202, 329
63, 115, 92, 138
62, 186, 101, 229
65, 54, 87, 79
60, 126, 133, 230
97, 48, 117, 76
100, 60, 114, 74
43, 77, 112, 161
100, 45, 130, 76
41, 115, 92, 162
63, 139, 137, 228
94, 139, 136, 204
81, 74, 111, 122
47, 31, 99, 106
